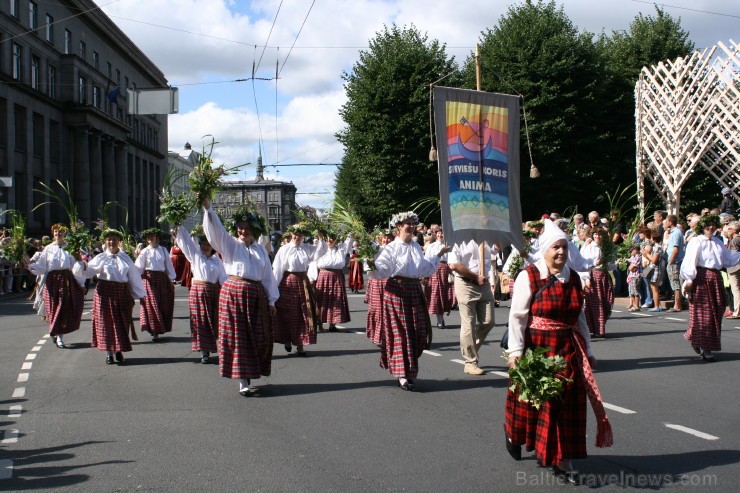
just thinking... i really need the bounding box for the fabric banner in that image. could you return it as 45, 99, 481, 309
433, 86, 523, 252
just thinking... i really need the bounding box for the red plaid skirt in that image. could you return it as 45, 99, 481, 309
584, 270, 613, 336
348, 259, 364, 290
218, 277, 272, 379
181, 260, 193, 289
43, 269, 85, 336
91, 280, 134, 352
140, 270, 174, 334
272, 272, 319, 346
425, 262, 455, 315
365, 277, 386, 345
315, 269, 350, 324
380, 277, 431, 378
685, 267, 725, 351
505, 327, 587, 466
189, 281, 220, 352
171, 247, 187, 282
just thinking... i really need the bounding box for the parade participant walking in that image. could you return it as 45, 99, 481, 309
78, 229, 145, 365
314, 231, 352, 332
680, 214, 740, 361
364, 229, 394, 345
580, 228, 614, 337
175, 225, 227, 364
372, 211, 448, 391
169, 232, 187, 283
505, 220, 612, 481
202, 200, 277, 395
26, 224, 85, 348
135, 228, 176, 341
448, 238, 495, 376
348, 242, 364, 293
272, 223, 322, 356
426, 229, 455, 329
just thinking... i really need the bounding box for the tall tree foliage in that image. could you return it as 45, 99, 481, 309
335, 25, 459, 226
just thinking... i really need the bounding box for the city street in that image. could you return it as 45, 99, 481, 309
0, 285, 738, 491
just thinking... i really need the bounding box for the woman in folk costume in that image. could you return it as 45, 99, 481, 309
202, 200, 278, 395
580, 228, 615, 338
175, 225, 227, 364
78, 229, 146, 365
502, 230, 539, 297
347, 241, 364, 293
365, 230, 394, 345
135, 228, 176, 341
681, 214, 740, 362
505, 220, 612, 482
26, 224, 86, 348
425, 229, 455, 329
372, 211, 448, 391
272, 223, 322, 356
169, 230, 187, 283
314, 230, 352, 332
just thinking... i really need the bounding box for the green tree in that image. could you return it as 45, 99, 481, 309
335, 25, 459, 226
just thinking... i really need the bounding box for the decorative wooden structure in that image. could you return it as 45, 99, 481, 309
635, 40, 739, 216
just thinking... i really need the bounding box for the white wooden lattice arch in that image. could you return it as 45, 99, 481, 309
635, 40, 739, 216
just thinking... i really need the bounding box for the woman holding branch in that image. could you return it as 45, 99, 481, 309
135, 228, 176, 341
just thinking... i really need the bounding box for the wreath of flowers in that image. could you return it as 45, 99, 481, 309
140, 227, 164, 239
390, 211, 419, 227
286, 222, 312, 237
230, 204, 267, 238
51, 224, 69, 233
100, 228, 124, 240
695, 214, 721, 235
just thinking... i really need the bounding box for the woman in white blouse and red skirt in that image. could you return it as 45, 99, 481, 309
175, 225, 227, 364
425, 229, 455, 329
314, 231, 352, 332
681, 214, 740, 361
365, 230, 394, 345
135, 228, 176, 341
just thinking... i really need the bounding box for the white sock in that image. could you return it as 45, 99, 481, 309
238, 379, 251, 391
107, 351, 114, 357
57, 336, 64, 344
200, 350, 209, 358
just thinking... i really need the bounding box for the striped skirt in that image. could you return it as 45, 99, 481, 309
348, 260, 364, 291
218, 277, 272, 379
315, 269, 350, 324
505, 327, 587, 466
684, 267, 725, 351
189, 281, 220, 352
91, 280, 134, 352
140, 270, 174, 335
365, 277, 386, 345
379, 277, 431, 379
425, 262, 455, 315
272, 272, 320, 346
584, 270, 613, 336
43, 269, 85, 336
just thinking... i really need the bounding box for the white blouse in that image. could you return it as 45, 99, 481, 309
579, 242, 615, 272
426, 241, 449, 263
272, 241, 321, 282
680, 235, 740, 282
507, 259, 592, 358
373, 237, 439, 279
135, 245, 176, 280
315, 237, 352, 270
175, 226, 227, 285
448, 240, 492, 276
79, 250, 146, 299
202, 207, 278, 305
28, 243, 86, 287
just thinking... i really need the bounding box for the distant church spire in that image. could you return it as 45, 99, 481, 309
256, 151, 264, 181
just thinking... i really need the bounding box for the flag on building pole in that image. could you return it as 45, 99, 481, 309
433, 86, 523, 251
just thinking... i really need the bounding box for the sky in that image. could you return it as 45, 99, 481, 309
98, 0, 739, 209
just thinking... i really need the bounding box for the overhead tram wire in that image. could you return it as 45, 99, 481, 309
628, 0, 740, 19
278, 0, 316, 77
255, 0, 284, 74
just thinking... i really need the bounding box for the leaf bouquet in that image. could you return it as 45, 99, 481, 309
328, 198, 377, 269
507, 229, 538, 278
294, 206, 328, 237
33, 181, 93, 258
0, 210, 28, 264
188, 136, 250, 207
65, 219, 93, 259
157, 166, 195, 225
507, 347, 572, 410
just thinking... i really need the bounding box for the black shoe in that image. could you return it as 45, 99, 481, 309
328, 325, 337, 332
201, 356, 209, 364
297, 349, 308, 357
284, 344, 292, 353
552, 466, 580, 485
505, 427, 521, 460
115, 352, 124, 364
105, 355, 114, 365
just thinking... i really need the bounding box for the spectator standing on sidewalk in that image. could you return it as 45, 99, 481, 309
664, 215, 685, 312
727, 221, 740, 319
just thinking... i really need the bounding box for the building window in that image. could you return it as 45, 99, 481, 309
92, 86, 101, 108
30, 55, 39, 90
79, 41, 86, 60
115, 69, 120, 86
32, 113, 43, 158
10, 0, 18, 18
28, 2, 37, 30
47, 64, 56, 98
14, 105, 26, 152
45, 15, 53, 43
106, 61, 111, 79
12, 43, 22, 81
124, 76, 129, 88
49, 119, 59, 159
269, 206, 279, 217
78, 76, 87, 104
92, 51, 98, 69
64, 30, 71, 54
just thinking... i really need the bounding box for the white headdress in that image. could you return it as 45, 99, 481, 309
538, 219, 569, 254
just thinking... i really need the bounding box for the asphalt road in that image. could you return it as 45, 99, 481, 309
0, 285, 738, 492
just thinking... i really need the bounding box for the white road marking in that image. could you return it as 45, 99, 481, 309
17, 374, 29, 383
0, 459, 13, 479
25, 354, 37, 360
665, 317, 685, 322
31, 346, 42, 352
664, 423, 718, 441
12, 388, 25, 398
335, 325, 346, 329
82, 310, 91, 315
638, 358, 692, 365
603, 403, 637, 414
1, 430, 19, 444
451, 359, 466, 365
612, 309, 622, 313
423, 350, 441, 356
8, 406, 21, 418
37, 339, 47, 345
490, 370, 509, 378
42, 334, 50, 339
21, 362, 32, 370
633, 313, 651, 317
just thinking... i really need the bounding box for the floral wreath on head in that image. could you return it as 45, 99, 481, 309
190, 224, 208, 243
286, 222, 312, 237
230, 204, 267, 238
695, 214, 721, 235
522, 229, 539, 240
140, 227, 164, 240
390, 211, 419, 228
100, 228, 124, 240
51, 223, 69, 233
